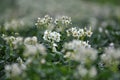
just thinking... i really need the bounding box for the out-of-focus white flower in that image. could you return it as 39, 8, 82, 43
24, 44, 46, 57
5, 63, 26, 77
41, 58, 46, 64
5, 65, 11, 72
99, 27, 103, 33
12, 37, 23, 48
64, 52, 74, 58
64, 40, 97, 62
2, 36, 16, 43
74, 47, 97, 62
43, 30, 61, 43
4, 19, 24, 31
17, 57, 23, 64
25, 58, 33, 65
109, 43, 114, 48
2, 35, 23, 49
24, 36, 37, 45
101, 48, 120, 63
75, 65, 97, 78
77, 65, 88, 77
11, 63, 22, 76
64, 40, 91, 50
89, 67, 97, 78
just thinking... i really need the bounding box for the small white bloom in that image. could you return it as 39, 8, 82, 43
41, 58, 46, 64
85, 27, 93, 37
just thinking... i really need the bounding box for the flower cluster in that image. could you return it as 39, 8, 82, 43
43, 30, 61, 52
101, 47, 120, 64
63, 39, 97, 64
23, 44, 46, 57
54, 16, 71, 25
35, 15, 53, 26
75, 65, 97, 78
35, 15, 72, 32
2, 34, 23, 49
64, 46, 97, 63
24, 36, 37, 45
43, 30, 61, 43
5, 63, 26, 77
66, 27, 84, 38
66, 27, 93, 39
64, 40, 91, 50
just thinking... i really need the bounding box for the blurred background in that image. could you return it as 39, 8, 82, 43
0, 0, 120, 25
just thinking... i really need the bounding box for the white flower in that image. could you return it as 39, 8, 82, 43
67, 27, 93, 38
64, 40, 91, 50
24, 36, 37, 45
41, 58, 46, 64
12, 37, 23, 48
2, 35, 23, 49
74, 47, 97, 62
43, 30, 61, 42
24, 44, 46, 57
24, 45, 38, 57
35, 15, 52, 26
25, 58, 33, 65
64, 52, 74, 58
76, 65, 97, 78
5, 65, 11, 72
11, 63, 22, 76
64, 40, 97, 62
55, 16, 71, 25
78, 29, 84, 37
85, 30, 93, 37
101, 48, 120, 63
77, 65, 88, 77
85, 27, 93, 37
66, 27, 85, 38
5, 63, 26, 77
89, 67, 97, 77
36, 44, 47, 56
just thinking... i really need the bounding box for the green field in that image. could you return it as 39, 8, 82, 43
0, 0, 120, 80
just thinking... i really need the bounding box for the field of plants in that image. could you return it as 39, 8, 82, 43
0, 0, 120, 80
